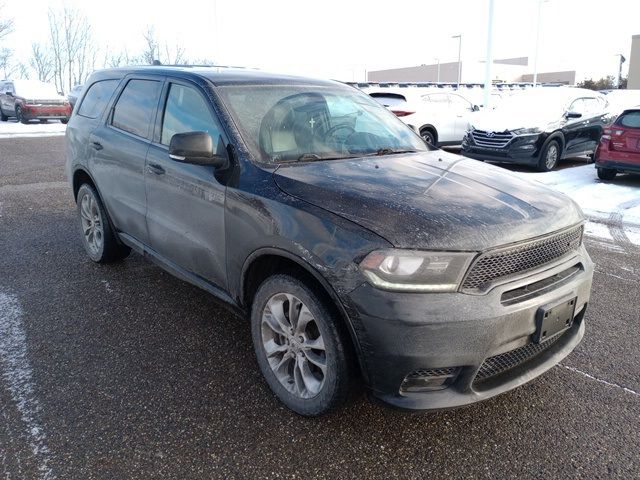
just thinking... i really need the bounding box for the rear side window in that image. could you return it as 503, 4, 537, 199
77, 80, 119, 119
618, 111, 640, 128
160, 83, 221, 145
111, 79, 162, 138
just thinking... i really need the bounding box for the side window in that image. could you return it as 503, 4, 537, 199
77, 79, 119, 119
582, 98, 601, 116
111, 79, 162, 139
568, 98, 586, 114
161, 83, 221, 146
422, 93, 450, 105
448, 94, 471, 110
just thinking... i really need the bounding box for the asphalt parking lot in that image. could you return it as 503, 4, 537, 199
1, 136, 639, 480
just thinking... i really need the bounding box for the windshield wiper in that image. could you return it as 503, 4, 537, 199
297, 153, 323, 161
371, 148, 419, 156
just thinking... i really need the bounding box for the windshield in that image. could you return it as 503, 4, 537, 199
217, 84, 428, 163
13, 80, 60, 99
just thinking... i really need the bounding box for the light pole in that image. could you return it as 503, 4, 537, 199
616, 54, 626, 88
483, 0, 495, 109
452, 35, 462, 88
532, 0, 549, 87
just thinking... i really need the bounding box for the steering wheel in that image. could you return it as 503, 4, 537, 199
324, 123, 356, 141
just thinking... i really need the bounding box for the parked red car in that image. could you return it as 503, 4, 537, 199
0, 80, 71, 124
594, 107, 640, 180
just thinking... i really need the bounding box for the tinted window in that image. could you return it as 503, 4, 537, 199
78, 80, 119, 118
112, 79, 162, 138
618, 111, 640, 128
368, 93, 406, 108
161, 84, 221, 145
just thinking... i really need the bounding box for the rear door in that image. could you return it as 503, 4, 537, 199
88, 76, 163, 245
144, 79, 228, 288
422, 93, 457, 142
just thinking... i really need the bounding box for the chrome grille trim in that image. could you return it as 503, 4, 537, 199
470, 129, 514, 148
461, 224, 584, 293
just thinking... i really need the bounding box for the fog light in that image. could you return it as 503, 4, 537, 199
400, 367, 460, 393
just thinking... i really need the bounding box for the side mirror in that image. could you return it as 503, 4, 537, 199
472, 104, 480, 112
565, 111, 582, 119
169, 131, 228, 168
6, 92, 13, 97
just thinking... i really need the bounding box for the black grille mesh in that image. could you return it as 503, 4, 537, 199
462, 225, 583, 291
474, 333, 564, 383
406, 368, 458, 379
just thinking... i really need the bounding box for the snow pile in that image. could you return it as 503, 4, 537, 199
0, 120, 66, 139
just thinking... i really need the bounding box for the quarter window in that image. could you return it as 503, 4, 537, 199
161, 83, 221, 146
111, 79, 162, 138
78, 79, 119, 119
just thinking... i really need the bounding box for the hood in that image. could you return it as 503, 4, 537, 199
470, 108, 557, 132
273, 150, 583, 250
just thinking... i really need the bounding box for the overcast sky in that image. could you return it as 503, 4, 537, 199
3, 0, 638, 81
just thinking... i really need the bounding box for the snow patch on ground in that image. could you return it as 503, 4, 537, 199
0, 290, 55, 479
0, 119, 66, 138
516, 165, 640, 245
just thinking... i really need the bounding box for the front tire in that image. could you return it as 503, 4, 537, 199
537, 139, 560, 172
597, 167, 617, 181
15, 106, 28, 124
76, 184, 130, 263
251, 274, 352, 416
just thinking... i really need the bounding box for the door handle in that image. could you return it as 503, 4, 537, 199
90, 141, 103, 151
147, 163, 165, 175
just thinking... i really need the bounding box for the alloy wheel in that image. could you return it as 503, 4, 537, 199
545, 144, 558, 169
261, 293, 327, 399
79, 191, 104, 256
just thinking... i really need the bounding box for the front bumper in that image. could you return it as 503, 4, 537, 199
346, 245, 594, 410
461, 132, 544, 166
21, 104, 71, 120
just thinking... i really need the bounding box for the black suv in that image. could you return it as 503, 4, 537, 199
67, 67, 594, 416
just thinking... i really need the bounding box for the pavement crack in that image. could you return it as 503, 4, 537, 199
561, 364, 639, 397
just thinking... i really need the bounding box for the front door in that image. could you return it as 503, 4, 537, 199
144, 80, 228, 289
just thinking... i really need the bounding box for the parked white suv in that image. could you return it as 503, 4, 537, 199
368, 88, 479, 146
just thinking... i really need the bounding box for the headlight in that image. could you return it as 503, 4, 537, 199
512, 127, 542, 135
359, 250, 476, 292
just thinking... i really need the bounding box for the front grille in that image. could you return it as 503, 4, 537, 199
470, 129, 514, 148
474, 332, 564, 383
461, 225, 584, 292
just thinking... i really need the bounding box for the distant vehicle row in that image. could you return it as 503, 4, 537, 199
0, 80, 71, 124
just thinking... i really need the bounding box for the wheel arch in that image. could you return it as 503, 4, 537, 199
240, 247, 368, 382
544, 131, 565, 157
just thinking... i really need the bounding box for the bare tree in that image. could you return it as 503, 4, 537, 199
30, 43, 55, 82
0, 1, 13, 42
0, 47, 12, 78
48, 5, 94, 93
141, 26, 159, 64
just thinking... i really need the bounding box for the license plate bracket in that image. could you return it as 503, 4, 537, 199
533, 297, 577, 344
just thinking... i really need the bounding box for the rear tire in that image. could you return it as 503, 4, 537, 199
597, 167, 617, 181
251, 274, 352, 416
76, 183, 130, 263
420, 128, 437, 146
536, 139, 560, 172
61, 118, 69, 125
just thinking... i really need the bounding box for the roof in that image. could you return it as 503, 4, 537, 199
88, 65, 342, 87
